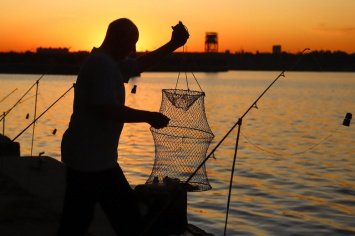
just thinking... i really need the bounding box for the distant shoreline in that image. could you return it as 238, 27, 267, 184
1, 51, 354, 75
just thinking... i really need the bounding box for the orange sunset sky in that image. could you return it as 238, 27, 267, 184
1, 0, 355, 54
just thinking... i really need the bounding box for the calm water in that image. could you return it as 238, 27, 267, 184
1, 71, 355, 235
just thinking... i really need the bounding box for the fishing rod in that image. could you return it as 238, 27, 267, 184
0, 88, 18, 104
0, 82, 37, 123
0, 48, 72, 123
0, 77, 43, 156
11, 84, 75, 142
30, 80, 40, 156
184, 49, 310, 186
185, 48, 310, 236
0, 94, 37, 131
1, 89, 18, 131
141, 48, 311, 236
2, 49, 75, 155
0, 72, 51, 124
219, 51, 352, 235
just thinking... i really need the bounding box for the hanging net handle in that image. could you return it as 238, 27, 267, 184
174, 44, 204, 94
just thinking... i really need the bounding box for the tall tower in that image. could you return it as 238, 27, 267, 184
273, 45, 281, 54
205, 32, 218, 52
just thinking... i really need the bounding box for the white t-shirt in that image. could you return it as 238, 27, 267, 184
61, 48, 138, 172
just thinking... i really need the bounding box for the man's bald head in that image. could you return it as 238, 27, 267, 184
100, 18, 139, 60
104, 18, 139, 45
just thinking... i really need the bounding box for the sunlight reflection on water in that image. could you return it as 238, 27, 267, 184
1, 71, 355, 235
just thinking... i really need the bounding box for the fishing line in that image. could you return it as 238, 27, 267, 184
37, 86, 60, 135
0, 48, 72, 123
240, 124, 342, 157
18, 94, 37, 105
172, 48, 311, 236
1, 94, 37, 136
140, 31, 308, 235
0, 85, 38, 138
241, 51, 353, 157
222, 52, 352, 235
141, 47, 310, 235
11, 84, 75, 142
310, 51, 353, 114
0, 51, 70, 136
0, 88, 17, 104
306, 51, 352, 121
1, 84, 74, 188
185, 48, 309, 179
141, 31, 210, 235
0, 80, 39, 123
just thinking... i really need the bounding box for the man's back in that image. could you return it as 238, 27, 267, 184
61, 48, 125, 172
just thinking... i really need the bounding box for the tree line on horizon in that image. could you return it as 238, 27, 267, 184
0, 50, 354, 74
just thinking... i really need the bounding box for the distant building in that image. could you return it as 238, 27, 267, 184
36, 47, 69, 55
272, 45, 281, 54
205, 32, 218, 52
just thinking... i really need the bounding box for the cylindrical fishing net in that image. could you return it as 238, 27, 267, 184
146, 89, 214, 192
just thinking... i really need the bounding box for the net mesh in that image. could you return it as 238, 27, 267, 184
146, 89, 214, 192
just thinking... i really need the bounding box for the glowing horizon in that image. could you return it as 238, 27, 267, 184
1, 0, 355, 54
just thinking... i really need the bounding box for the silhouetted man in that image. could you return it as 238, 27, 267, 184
57, 18, 189, 236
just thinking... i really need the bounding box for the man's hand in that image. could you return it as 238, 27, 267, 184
135, 21, 189, 73
148, 112, 170, 129
171, 21, 189, 48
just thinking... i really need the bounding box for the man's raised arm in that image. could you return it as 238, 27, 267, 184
135, 21, 189, 73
